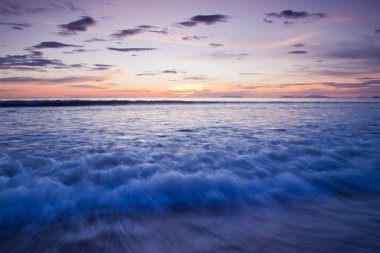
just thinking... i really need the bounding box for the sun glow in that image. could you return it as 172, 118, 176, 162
168, 84, 205, 97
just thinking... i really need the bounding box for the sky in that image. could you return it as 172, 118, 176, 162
0, 0, 379, 98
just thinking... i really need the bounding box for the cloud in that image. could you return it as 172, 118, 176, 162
147, 28, 168, 34
0, 52, 84, 71
182, 35, 207, 41
0, 2, 85, 16
266, 10, 327, 19
136, 72, 157, 77
0, 22, 31, 30
111, 25, 168, 39
209, 43, 223, 48
264, 10, 326, 24
0, 75, 108, 84
107, 47, 157, 52
63, 48, 98, 55
58, 16, 95, 35
279, 79, 380, 90
111, 28, 143, 38
91, 64, 114, 71
137, 25, 158, 29
191, 14, 229, 25
67, 84, 105, 89
288, 50, 308, 54
376, 29, 380, 33
239, 72, 262, 75
323, 43, 380, 61
177, 21, 197, 27
162, 70, 177, 74
291, 43, 305, 47
263, 18, 273, 24
84, 38, 107, 43
177, 14, 229, 27
33, 41, 82, 49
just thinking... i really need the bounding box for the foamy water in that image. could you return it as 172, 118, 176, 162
0, 101, 380, 252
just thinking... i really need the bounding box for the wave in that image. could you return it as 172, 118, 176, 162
0, 150, 379, 227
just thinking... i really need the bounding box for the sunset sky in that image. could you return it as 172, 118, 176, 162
0, 0, 379, 98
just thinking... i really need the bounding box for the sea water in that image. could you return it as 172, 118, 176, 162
0, 100, 379, 252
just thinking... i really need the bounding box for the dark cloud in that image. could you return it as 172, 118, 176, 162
376, 29, 380, 33
111, 28, 142, 38
191, 14, 229, 25
288, 50, 308, 54
92, 64, 114, 71
265, 10, 326, 24
177, 21, 197, 27
0, 22, 31, 30
266, 10, 327, 19
137, 69, 184, 76
0, 53, 61, 69
137, 25, 158, 29
136, 72, 157, 77
291, 43, 305, 48
209, 43, 223, 48
107, 47, 157, 52
111, 26, 168, 38
63, 48, 97, 55
177, 14, 229, 27
147, 28, 168, 34
162, 70, 177, 74
59, 16, 95, 35
84, 38, 107, 43
182, 35, 207, 41
33, 41, 82, 49
0, 52, 84, 71
263, 18, 273, 24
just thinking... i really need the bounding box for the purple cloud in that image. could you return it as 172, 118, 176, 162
59, 16, 95, 35
107, 47, 157, 52
111, 28, 143, 38
288, 50, 308, 54
177, 14, 229, 27
209, 43, 224, 48
33, 41, 82, 49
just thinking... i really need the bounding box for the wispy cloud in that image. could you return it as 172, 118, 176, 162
111, 28, 143, 39
107, 47, 157, 52
209, 43, 223, 48
0, 75, 109, 84
249, 33, 317, 49
0, 22, 31, 30
182, 35, 207, 41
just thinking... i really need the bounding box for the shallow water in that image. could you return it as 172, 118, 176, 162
0, 102, 380, 252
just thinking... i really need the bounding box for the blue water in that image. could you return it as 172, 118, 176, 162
0, 101, 380, 252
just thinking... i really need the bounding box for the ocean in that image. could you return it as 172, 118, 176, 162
0, 99, 379, 252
